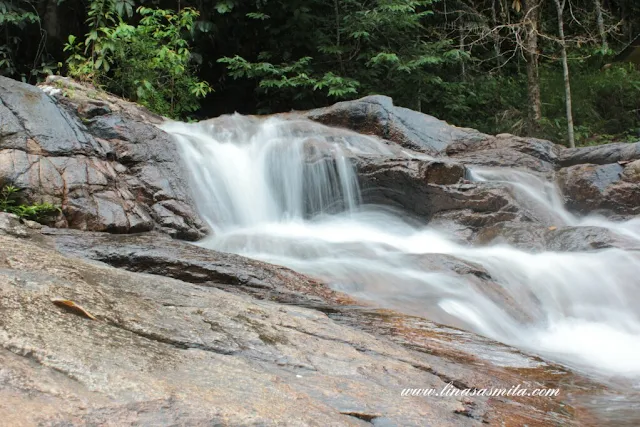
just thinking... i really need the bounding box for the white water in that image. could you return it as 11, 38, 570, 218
163, 116, 640, 378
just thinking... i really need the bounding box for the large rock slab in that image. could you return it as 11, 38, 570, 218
0, 224, 601, 426
0, 76, 205, 239
46, 227, 534, 329
545, 225, 640, 252
44, 228, 351, 310
474, 221, 640, 253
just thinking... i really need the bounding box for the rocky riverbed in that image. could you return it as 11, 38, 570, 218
0, 212, 615, 426
1, 75, 640, 425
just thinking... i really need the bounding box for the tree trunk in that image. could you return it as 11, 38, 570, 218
524, 0, 542, 135
594, 0, 608, 51
459, 18, 466, 80
554, 0, 576, 148
491, 0, 504, 68
334, 0, 345, 75
43, 0, 59, 41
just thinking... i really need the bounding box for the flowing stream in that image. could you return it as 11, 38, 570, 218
163, 116, 640, 379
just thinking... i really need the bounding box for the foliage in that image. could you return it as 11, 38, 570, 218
218, 56, 360, 100
0, 185, 60, 222
434, 63, 640, 147
3, 0, 640, 144
429, 73, 528, 136
216, 0, 462, 112
524, 64, 640, 145
64, 4, 211, 118
0, 0, 48, 80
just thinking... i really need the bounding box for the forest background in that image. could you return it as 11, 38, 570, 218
3, 0, 640, 147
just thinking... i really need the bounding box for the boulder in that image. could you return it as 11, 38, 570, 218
474, 222, 640, 253
474, 222, 550, 252
304, 96, 563, 175
446, 133, 561, 174
354, 157, 552, 240
0, 76, 206, 239
559, 142, 640, 167
305, 95, 484, 155
557, 162, 640, 216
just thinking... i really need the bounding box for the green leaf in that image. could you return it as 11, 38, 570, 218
246, 12, 270, 20
215, 1, 234, 14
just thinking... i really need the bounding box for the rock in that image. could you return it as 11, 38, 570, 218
0, 76, 206, 239
44, 228, 349, 310
557, 162, 640, 216
474, 222, 640, 253
356, 157, 467, 188
4, 78, 636, 238
46, 229, 536, 329
559, 142, 640, 167
474, 222, 550, 252
402, 253, 531, 325
355, 157, 541, 237
622, 159, 640, 182
303, 96, 562, 175
446, 134, 562, 174
546, 226, 640, 252
0, 229, 594, 426
21, 218, 42, 229
0, 212, 30, 238
305, 95, 483, 154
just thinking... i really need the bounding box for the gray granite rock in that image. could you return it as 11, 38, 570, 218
0, 76, 206, 239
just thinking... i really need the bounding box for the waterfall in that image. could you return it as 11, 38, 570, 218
163, 116, 640, 378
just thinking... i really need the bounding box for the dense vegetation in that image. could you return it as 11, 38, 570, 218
3, 0, 640, 146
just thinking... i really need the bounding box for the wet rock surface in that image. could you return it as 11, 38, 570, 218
545, 225, 640, 252
355, 156, 556, 241
557, 162, 640, 216
299, 96, 640, 224
304, 95, 481, 155
559, 141, 640, 167
0, 76, 205, 239
2, 80, 639, 426
0, 222, 606, 426
44, 228, 351, 310
475, 222, 640, 253
446, 133, 561, 174
2, 77, 637, 240
473, 222, 551, 251
303, 96, 563, 174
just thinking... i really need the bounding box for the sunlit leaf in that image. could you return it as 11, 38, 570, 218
51, 298, 97, 320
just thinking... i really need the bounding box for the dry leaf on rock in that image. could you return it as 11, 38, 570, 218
51, 298, 97, 320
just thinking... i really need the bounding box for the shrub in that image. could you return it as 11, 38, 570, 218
64, 5, 212, 118
0, 185, 60, 222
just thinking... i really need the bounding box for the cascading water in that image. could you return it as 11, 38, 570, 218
163, 116, 640, 378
